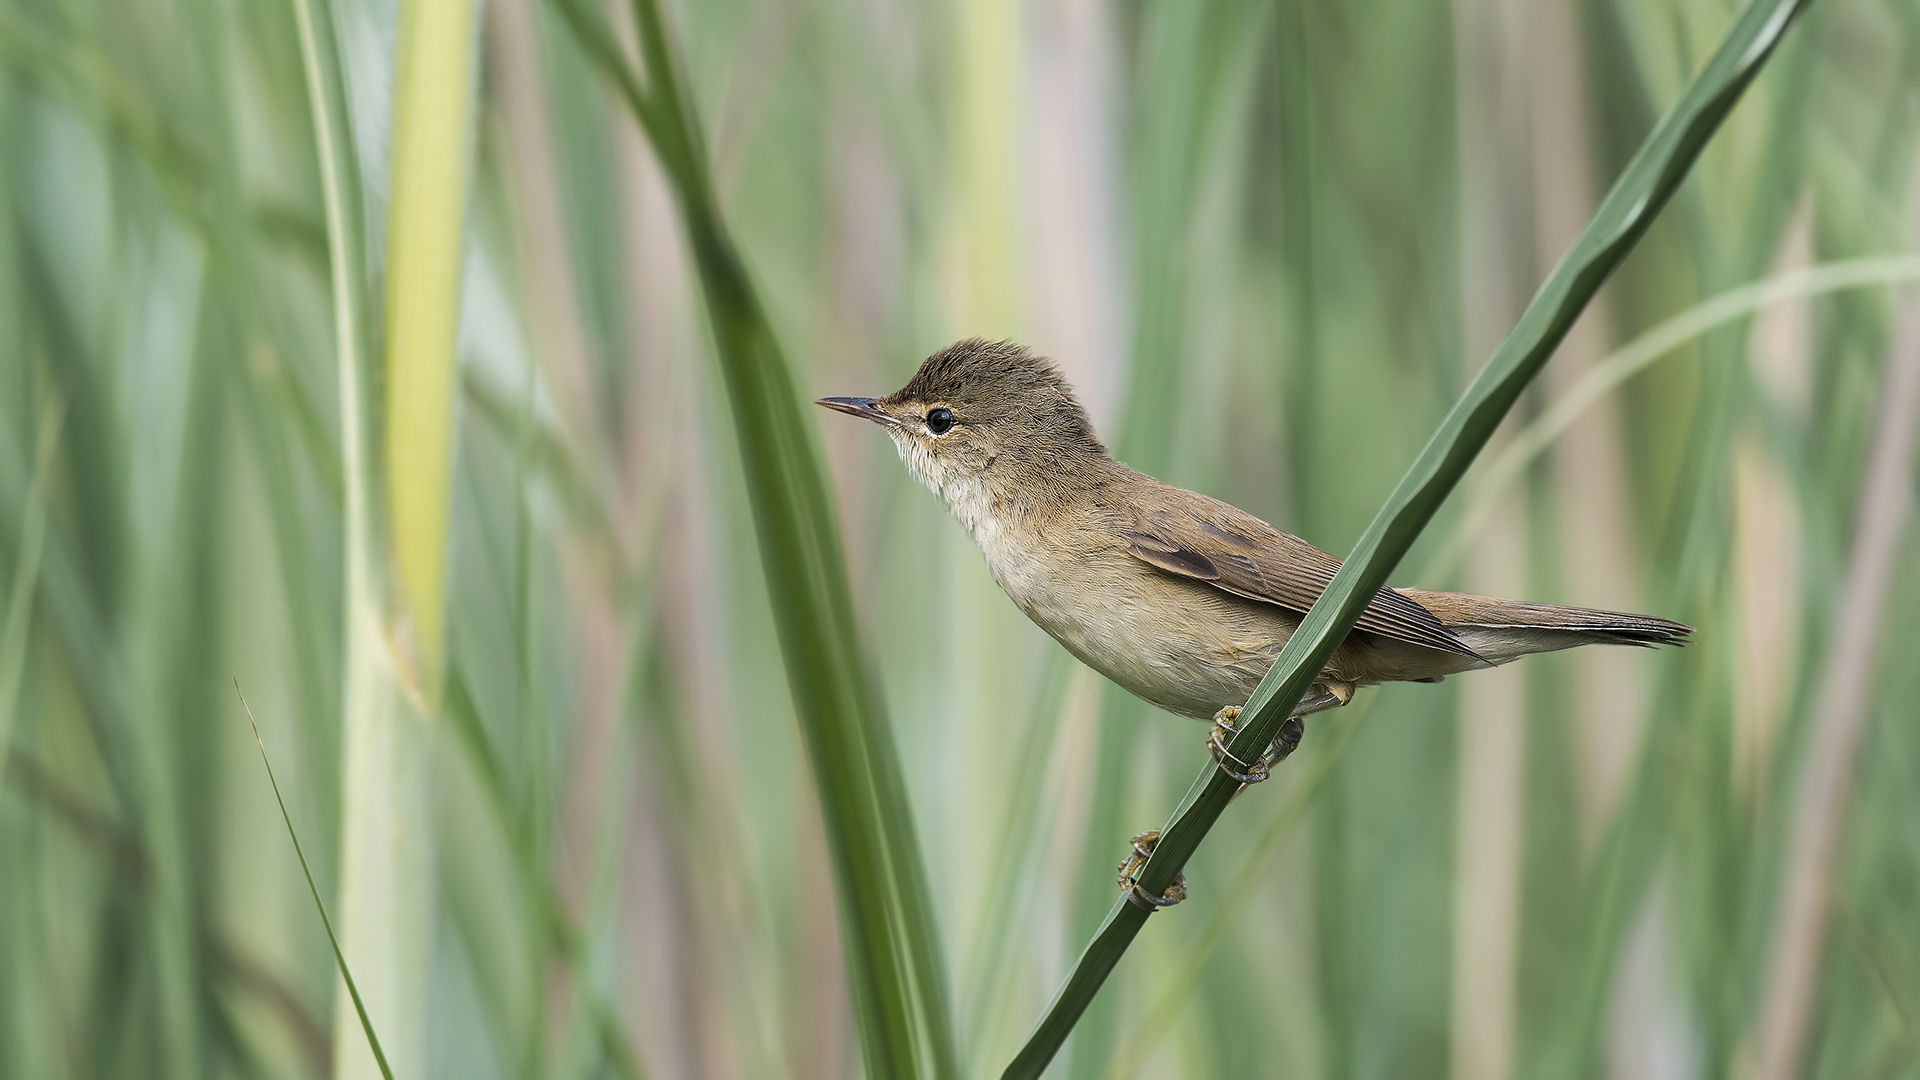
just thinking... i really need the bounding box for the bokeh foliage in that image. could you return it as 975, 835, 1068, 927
1, 0, 1917, 1076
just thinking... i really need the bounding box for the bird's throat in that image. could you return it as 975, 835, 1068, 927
889, 432, 994, 541
885, 430, 1039, 597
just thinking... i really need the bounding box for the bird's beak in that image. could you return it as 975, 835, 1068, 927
815, 396, 898, 426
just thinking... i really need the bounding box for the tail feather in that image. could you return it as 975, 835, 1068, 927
1395, 589, 1692, 662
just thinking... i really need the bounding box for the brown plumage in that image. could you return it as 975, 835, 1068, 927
820, 338, 1691, 722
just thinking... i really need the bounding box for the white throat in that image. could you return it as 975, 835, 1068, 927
885, 430, 1026, 587
888, 431, 988, 530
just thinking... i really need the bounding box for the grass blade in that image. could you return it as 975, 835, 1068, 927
1000, 0, 1813, 1073
550, 0, 959, 1074
237, 685, 395, 1080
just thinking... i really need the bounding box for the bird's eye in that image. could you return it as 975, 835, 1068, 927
926, 407, 955, 435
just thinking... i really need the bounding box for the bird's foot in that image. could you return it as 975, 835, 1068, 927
1208, 706, 1270, 784
1116, 830, 1187, 910
1264, 715, 1307, 768
1209, 706, 1310, 787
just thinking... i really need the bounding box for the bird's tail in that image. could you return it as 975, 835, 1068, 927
1396, 589, 1692, 664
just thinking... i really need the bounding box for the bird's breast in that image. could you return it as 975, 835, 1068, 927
910, 458, 1284, 718
960, 499, 1282, 719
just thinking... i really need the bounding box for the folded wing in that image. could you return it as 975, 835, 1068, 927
1125, 495, 1477, 659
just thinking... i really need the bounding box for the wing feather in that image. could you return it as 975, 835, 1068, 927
1126, 497, 1476, 658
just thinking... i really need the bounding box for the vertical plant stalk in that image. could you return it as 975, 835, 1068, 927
291, 0, 384, 1071
290, 0, 365, 753
1529, 0, 1644, 849
1001, 0, 1811, 1073
1276, 0, 1316, 528
552, 0, 959, 1075
0, 401, 60, 775
1067, 9, 1263, 1073
1449, 0, 1532, 1073
957, 0, 1019, 336
1751, 286, 1920, 1079
383, 0, 476, 690
295, 0, 475, 1073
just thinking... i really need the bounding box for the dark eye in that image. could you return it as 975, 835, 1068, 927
926, 407, 955, 435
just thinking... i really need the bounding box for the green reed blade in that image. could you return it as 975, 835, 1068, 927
550, 0, 959, 1074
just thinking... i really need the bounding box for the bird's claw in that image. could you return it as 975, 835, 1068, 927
1116, 830, 1187, 910
1209, 706, 1271, 784
1208, 705, 1307, 786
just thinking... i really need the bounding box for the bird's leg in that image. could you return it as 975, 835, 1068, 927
1115, 830, 1187, 910
1251, 681, 1353, 773
1297, 679, 1355, 715
1207, 681, 1355, 786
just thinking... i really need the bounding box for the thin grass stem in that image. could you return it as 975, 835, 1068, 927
1425, 254, 1920, 582
1752, 275, 1920, 1080
237, 686, 395, 1080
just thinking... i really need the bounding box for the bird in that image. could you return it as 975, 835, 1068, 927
818, 338, 1690, 780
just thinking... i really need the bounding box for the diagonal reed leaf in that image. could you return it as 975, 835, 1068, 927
237, 685, 395, 1080
1001, 0, 1814, 1073
1102, 698, 1375, 1079
551, 0, 960, 1074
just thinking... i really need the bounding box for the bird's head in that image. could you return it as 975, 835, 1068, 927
817, 339, 1108, 508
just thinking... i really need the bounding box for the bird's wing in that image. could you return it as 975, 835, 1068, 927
1125, 496, 1477, 658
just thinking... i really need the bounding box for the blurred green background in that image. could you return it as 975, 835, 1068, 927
2, 0, 1918, 1076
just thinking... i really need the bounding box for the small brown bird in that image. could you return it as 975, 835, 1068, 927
820, 339, 1688, 770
